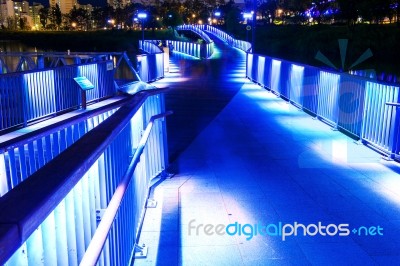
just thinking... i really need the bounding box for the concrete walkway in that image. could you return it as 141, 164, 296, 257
135, 38, 400, 266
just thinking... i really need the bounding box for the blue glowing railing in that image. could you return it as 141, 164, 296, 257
196, 25, 252, 53
0, 52, 115, 74
164, 38, 214, 59
167, 40, 201, 58
176, 25, 213, 44
138, 40, 165, 82
0, 61, 116, 132
0, 51, 160, 133
139, 40, 164, 54
0, 89, 169, 265
246, 53, 400, 159
0, 99, 123, 196
176, 25, 215, 58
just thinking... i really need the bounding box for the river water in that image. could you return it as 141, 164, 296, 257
0, 40, 136, 80
0, 40, 43, 72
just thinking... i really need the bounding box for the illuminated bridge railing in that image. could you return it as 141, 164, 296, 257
167, 39, 214, 59
168, 40, 201, 58
138, 40, 164, 82
0, 52, 136, 74
246, 53, 400, 159
0, 97, 125, 197
176, 25, 214, 58
177, 25, 213, 44
0, 60, 116, 133
0, 89, 170, 265
0, 51, 159, 133
196, 25, 252, 53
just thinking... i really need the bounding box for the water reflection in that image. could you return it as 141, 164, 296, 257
0, 40, 137, 80
0, 40, 40, 73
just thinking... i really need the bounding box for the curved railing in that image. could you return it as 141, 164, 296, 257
167, 40, 202, 58
138, 40, 165, 82
246, 52, 400, 159
0, 88, 170, 265
144, 39, 214, 59
195, 25, 252, 53
0, 51, 164, 133
177, 25, 212, 44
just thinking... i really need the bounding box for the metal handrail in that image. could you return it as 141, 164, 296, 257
0, 88, 169, 264
177, 25, 213, 44
0, 51, 138, 75
199, 25, 252, 53
386, 102, 400, 107
139, 40, 164, 54
79, 111, 172, 265
0, 96, 129, 151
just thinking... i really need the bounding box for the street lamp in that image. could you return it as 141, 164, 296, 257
138, 12, 147, 45
243, 12, 252, 19
243, 12, 252, 42
214, 11, 221, 25
107, 19, 115, 29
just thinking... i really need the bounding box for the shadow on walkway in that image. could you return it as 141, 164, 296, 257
135, 35, 400, 266
161, 38, 247, 162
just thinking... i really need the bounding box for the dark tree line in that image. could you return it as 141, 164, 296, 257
254, 0, 400, 25
6, 0, 400, 31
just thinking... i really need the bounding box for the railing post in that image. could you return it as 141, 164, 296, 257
81, 90, 87, 109
386, 102, 400, 159
21, 74, 29, 127
73, 77, 95, 110
37, 55, 45, 69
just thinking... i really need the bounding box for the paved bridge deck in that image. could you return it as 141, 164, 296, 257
136, 37, 400, 265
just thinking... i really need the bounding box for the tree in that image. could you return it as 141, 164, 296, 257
337, 0, 358, 25
19, 17, 26, 30
49, 4, 62, 30
396, 0, 400, 26
281, 0, 312, 13
164, 8, 183, 32
258, 0, 278, 23
67, 6, 89, 30
6, 16, 17, 30
39, 7, 49, 29
223, 0, 241, 35
91, 7, 105, 29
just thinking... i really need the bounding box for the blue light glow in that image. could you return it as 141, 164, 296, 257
289, 64, 305, 106
271, 60, 282, 93
257, 56, 265, 85
138, 13, 147, 19
78, 64, 99, 102
23, 70, 56, 120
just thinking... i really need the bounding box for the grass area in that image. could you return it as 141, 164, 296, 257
234, 24, 400, 78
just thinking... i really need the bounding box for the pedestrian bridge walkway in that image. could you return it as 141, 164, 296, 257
135, 36, 400, 265
1, 27, 400, 266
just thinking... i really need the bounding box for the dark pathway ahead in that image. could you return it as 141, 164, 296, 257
161, 38, 247, 162
136, 36, 400, 266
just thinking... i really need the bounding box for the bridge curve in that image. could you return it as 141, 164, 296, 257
157, 36, 247, 161
135, 29, 400, 265
1, 26, 400, 265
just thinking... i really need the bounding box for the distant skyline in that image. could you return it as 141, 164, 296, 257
27, 0, 245, 9
29, 0, 107, 8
